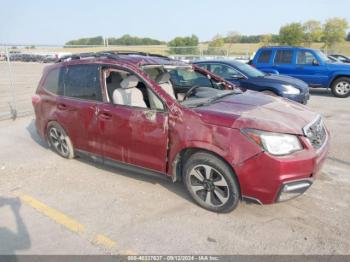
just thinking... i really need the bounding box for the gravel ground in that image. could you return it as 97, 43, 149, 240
0, 62, 349, 255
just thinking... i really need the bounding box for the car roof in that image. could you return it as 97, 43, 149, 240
259, 46, 314, 51
55, 51, 188, 67
195, 59, 244, 66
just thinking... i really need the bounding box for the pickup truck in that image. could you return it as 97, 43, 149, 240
250, 46, 350, 97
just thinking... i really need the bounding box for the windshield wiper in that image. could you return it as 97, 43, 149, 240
207, 91, 238, 103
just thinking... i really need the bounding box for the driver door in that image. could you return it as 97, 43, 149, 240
206, 63, 243, 86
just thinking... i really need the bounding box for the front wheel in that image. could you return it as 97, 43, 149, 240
331, 77, 350, 98
183, 152, 240, 213
47, 122, 74, 159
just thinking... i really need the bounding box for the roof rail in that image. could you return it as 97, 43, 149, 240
56, 50, 171, 63
99, 50, 171, 60
261, 45, 304, 48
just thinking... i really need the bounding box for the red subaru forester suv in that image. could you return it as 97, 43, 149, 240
32, 51, 330, 213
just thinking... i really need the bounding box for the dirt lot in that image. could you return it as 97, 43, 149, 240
0, 63, 349, 255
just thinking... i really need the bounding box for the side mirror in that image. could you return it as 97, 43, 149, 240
230, 74, 244, 79
312, 59, 319, 66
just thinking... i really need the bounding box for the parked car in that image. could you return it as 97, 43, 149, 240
250, 46, 350, 98
328, 55, 342, 63
32, 51, 330, 213
194, 60, 309, 104
328, 54, 350, 63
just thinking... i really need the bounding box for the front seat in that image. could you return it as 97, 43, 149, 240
155, 72, 176, 98
107, 72, 123, 101
113, 75, 147, 108
148, 72, 176, 109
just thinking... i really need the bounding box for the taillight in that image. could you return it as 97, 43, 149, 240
32, 94, 41, 105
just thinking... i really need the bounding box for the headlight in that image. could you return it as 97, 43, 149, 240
243, 129, 303, 156
282, 85, 300, 95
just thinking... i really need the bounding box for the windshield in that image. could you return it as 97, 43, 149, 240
142, 65, 241, 108
314, 49, 331, 62
234, 62, 265, 78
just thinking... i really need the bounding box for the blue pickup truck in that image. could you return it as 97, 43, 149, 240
250, 46, 350, 97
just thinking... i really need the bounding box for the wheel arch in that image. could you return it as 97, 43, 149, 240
171, 147, 241, 196
328, 74, 350, 88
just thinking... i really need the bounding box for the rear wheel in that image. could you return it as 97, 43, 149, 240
183, 152, 240, 213
47, 122, 74, 159
331, 77, 350, 98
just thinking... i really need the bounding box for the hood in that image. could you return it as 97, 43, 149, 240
326, 62, 350, 70
194, 91, 318, 135
248, 74, 308, 90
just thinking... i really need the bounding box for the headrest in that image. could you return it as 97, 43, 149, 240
156, 72, 171, 84
120, 75, 139, 89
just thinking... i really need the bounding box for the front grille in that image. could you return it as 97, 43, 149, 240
303, 116, 327, 149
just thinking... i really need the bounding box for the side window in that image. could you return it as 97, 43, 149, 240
297, 51, 317, 65
43, 68, 61, 95
209, 64, 242, 78
63, 65, 102, 101
274, 50, 293, 64
169, 69, 212, 87
257, 50, 272, 63
197, 63, 209, 70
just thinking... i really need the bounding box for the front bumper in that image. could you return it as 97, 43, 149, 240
284, 91, 310, 104
235, 132, 330, 204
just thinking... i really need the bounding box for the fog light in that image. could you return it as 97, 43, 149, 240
277, 180, 313, 202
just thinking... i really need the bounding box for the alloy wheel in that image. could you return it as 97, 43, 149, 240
335, 81, 350, 95
189, 164, 230, 207
48, 127, 69, 157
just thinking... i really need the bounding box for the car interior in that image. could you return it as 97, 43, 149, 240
104, 68, 166, 110
103, 65, 231, 110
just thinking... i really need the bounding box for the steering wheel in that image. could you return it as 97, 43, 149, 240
183, 85, 201, 101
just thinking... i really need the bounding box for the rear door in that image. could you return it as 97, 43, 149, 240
56, 64, 102, 155
272, 49, 295, 75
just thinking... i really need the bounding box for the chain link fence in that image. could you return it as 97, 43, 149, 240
0, 44, 252, 120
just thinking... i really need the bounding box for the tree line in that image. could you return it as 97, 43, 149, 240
65, 35, 165, 46
208, 18, 349, 49
65, 17, 349, 52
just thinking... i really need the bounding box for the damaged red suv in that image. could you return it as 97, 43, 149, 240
32, 51, 330, 213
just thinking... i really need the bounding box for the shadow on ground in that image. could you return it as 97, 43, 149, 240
309, 88, 333, 97
0, 197, 31, 258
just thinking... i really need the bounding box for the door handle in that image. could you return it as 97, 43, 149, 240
99, 112, 112, 120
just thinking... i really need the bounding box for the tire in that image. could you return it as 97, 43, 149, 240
182, 152, 240, 213
331, 77, 350, 98
46, 122, 74, 159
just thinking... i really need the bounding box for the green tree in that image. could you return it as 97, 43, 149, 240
303, 20, 323, 46
107, 35, 165, 45
260, 34, 273, 46
322, 18, 349, 49
65, 36, 104, 46
225, 31, 241, 44
206, 34, 226, 55
208, 34, 225, 47
167, 34, 199, 54
279, 23, 305, 46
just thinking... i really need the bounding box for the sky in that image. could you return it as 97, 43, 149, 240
0, 0, 349, 45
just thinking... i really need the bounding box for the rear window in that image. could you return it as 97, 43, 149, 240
274, 50, 293, 64
257, 50, 272, 63
63, 65, 102, 101
43, 68, 61, 94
